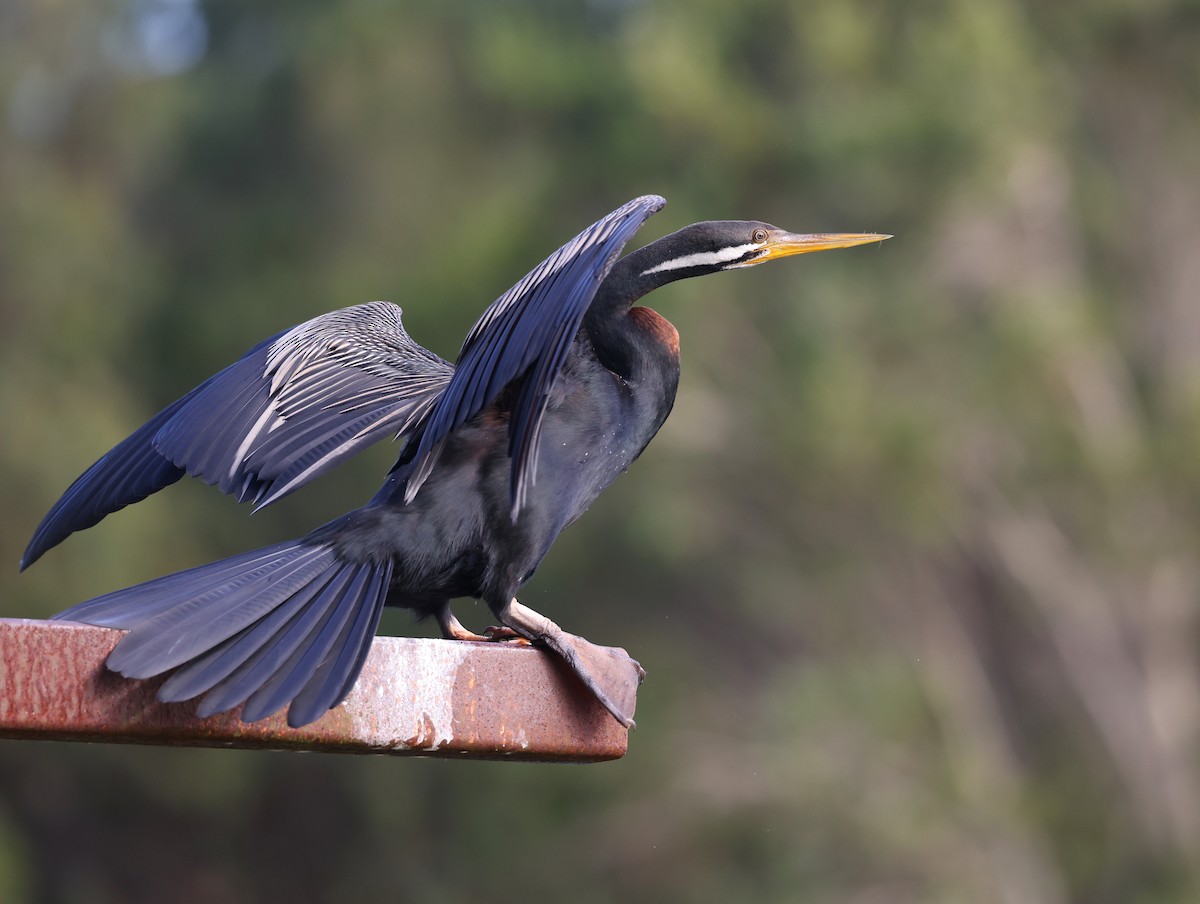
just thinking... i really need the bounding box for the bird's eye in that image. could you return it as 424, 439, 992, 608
752, 228, 768, 244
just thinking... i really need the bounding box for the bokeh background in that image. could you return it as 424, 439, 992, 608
3, 1, 1200, 901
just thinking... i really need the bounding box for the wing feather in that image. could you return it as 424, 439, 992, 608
22, 303, 453, 568
155, 302, 454, 509
24, 196, 667, 567
398, 195, 666, 516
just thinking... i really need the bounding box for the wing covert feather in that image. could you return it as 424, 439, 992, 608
23, 303, 452, 567
400, 195, 666, 515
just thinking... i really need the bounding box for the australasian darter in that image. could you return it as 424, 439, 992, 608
22, 195, 888, 728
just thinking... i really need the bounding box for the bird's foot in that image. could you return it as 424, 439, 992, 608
435, 604, 491, 643
543, 631, 644, 728
435, 604, 532, 644
494, 597, 644, 728
483, 626, 530, 644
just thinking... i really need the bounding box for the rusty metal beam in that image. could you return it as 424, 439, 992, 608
0, 618, 632, 762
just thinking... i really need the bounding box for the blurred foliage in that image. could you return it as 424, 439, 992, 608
3, 0, 1200, 901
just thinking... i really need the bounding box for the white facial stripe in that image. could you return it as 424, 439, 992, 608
641, 242, 759, 276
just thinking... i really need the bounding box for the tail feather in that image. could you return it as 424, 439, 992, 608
54, 539, 392, 727
198, 560, 392, 725
52, 541, 304, 627
107, 546, 335, 677
239, 564, 373, 723
336, 568, 392, 703
192, 569, 348, 717
159, 568, 339, 704
287, 566, 390, 727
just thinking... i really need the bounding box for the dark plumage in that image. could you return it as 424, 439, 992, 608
24, 195, 887, 727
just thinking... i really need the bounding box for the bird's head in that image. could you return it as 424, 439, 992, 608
638, 221, 890, 280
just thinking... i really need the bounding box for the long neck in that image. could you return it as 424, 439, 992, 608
583, 238, 695, 378
591, 237, 700, 316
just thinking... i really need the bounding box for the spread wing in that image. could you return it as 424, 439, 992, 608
23, 195, 667, 567
398, 194, 666, 517
22, 302, 453, 570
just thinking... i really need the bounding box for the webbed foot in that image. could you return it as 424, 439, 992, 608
483, 625, 530, 644
493, 597, 644, 728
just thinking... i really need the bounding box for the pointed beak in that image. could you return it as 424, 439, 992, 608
757, 230, 891, 264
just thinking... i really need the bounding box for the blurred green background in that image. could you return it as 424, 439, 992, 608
3, 0, 1200, 901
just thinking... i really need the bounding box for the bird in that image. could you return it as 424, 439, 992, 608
22, 195, 888, 728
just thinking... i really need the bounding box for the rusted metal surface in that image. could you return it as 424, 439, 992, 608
0, 618, 633, 762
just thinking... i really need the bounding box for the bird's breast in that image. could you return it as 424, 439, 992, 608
626, 306, 680, 359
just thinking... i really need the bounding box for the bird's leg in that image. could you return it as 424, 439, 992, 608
434, 601, 526, 643
491, 597, 645, 728
435, 602, 489, 642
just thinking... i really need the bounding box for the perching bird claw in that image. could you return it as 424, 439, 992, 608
482, 625, 528, 644
434, 604, 529, 644
435, 604, 492, 643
